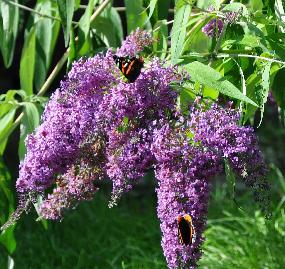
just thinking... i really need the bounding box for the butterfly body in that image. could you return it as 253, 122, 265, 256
113, 55, 144, 82
177, 214, 196, 246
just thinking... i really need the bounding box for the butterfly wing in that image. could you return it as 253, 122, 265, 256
184, 214, 196, 244
178, 216, 191, 245
177, 214, 196, 246
113, 55, 144, 82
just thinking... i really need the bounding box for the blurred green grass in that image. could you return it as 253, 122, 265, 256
200, 181, 285, 269
1, 179, 285, 269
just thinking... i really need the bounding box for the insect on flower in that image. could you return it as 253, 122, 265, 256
177, 214, 196, 246
113, 55, 144, 82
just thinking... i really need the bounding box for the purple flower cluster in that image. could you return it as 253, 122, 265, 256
202, 10, 240, 38
188, 103, 269, 216
153, 103, 269, 268
39, 164, 100, 220
16, 51, 118, 193
115, 28, 153, 57
202, 18, 224, 37
40, 135, 105, 220
152, 121, 215, 268
3, 29, 270, 269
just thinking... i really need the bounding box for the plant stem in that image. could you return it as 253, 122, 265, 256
37, 50, 70, 97
0, 0, 112, 146
90, 0, 111, 22
217, 53, 285, 65
152, 20, 174, 33
4, 0, 78, 25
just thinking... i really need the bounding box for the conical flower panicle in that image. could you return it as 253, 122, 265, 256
2, 29, 270, 269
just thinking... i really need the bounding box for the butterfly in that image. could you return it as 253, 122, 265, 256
113, 55, 144, 82
177, 214, 196, 246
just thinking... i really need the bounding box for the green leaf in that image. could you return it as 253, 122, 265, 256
145, 0, 158, 24
148, 0, 158, 18
267, 34, 285, 61
109, 7, 123, 44
79, 0, 95, 39
183, 18, 211, 53
57, 0, 75, 47
222, 2, 249, 17
67, 26, 76, 70
0, 227, 16, 254
272, 68, 285, 108
196, 0, 220, 10
153, 20, 168, 59
77, 0, 95, 53
75, 0, 81, 10
256, 62, 272, 127
203, 87, 219, 99
34, 1, 60, 90
0, 108, 16, 155
20, 27, 36, 96
275, 0, 285, 32
239, 35, 260, 47
0, 0, 19, 68
185, 61, 258, 106
171, 0, 192, 64
18, 103, 40, 160
91, 7, 123, 48
0, 89, 24, 118
23, 103, 40, 135
243, 73, 261, 123
178, 86, 196, 112
125, 0, 149, 33
249, 0, 263, 12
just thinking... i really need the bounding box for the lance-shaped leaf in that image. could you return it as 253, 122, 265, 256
34, 1, 60, 90
0, 0, 19, 68
91, 7, 123, 48
57, 0, 75, 47
0, 108, 17, 155
77, 0, 95, 53
20, 27, 36, 96
18, 102, 40, 160
185, 61, 258, 106
171, 0, 192, 64
79, 0, 95, 39
256, 62, 272, 127
125, 0, 148, 33
144, 0, 158, 24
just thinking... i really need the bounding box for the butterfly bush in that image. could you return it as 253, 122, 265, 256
3, 29, 270, 269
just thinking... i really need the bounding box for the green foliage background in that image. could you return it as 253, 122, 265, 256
0, 0, 285, 268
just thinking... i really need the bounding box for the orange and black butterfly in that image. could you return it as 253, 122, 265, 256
113, 55, 144, 82
177, 214, 196, 246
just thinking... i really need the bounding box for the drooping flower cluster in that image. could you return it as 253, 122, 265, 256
3, 29, 270, 269
152, 102, 269, 268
